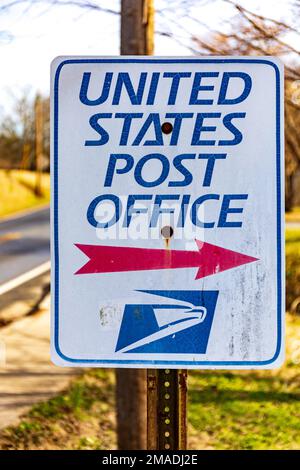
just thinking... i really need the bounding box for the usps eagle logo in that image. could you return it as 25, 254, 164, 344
115, 290, 219, 354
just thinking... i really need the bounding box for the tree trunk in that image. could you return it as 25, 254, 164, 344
116, 0, 154, 450
116, 369, 147, 450
121, 0, 154, 55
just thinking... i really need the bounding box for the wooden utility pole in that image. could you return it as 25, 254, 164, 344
35, 95, 43, 197
121, 0, 154, 56
116, 0, 154, 451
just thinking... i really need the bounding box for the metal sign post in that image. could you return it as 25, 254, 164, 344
147, 369, 187, 450
146, 222, 188, 450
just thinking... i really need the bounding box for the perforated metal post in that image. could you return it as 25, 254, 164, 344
147, 203, 188, 449
147, 369, 187, 450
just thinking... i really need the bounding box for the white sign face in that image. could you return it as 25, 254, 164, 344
51, 56, 284, 369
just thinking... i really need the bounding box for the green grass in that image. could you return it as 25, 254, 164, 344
0, 315, 300, 450
286, 227, 300, 245
0, 169, 50, 218
188, 314, 300, 450
189, 372, 300, 449
286, 228, 300, 310
0, 369, 116, 450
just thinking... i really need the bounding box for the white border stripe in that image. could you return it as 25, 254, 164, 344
0, 261, 51, 296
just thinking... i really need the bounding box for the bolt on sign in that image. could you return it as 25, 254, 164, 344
51, 56, 284, 368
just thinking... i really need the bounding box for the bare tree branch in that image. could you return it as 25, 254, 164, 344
0, 0, 119, 15
224, 0, 300, 37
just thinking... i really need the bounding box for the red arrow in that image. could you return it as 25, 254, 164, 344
75, 240, 258, 280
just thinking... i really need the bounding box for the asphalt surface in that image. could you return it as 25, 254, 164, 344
0, 207, 50, 287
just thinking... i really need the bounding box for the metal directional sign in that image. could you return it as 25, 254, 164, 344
51, 56, 284, 368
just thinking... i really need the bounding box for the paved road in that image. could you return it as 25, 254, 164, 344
0, 207, 50, 287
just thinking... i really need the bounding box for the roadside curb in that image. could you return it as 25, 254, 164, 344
0, 270, 50, 327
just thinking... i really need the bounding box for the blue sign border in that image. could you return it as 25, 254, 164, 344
53, 58, 283, 366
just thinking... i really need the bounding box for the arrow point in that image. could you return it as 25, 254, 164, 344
194, 239, 258, 279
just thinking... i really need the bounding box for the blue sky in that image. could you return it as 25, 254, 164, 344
0, 0, 295, 117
